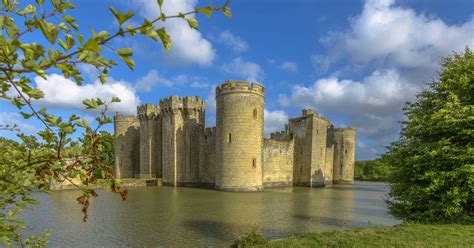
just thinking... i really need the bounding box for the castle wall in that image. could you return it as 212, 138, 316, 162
160, 96, 205, 186
333, 128, 356, 184
137, 104, 161, 179
310, 114, 331, 187
263, 138, 294, 187
200, 127, 216, 187
215, 81, 265, 191
114, 113, 140, 178
325, 126, 335, 184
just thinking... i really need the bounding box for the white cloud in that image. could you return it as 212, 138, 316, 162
0, 112, 37, 133
221, 57, 264, 82
315, 0, 474, 72
135, 70, 188, 92
132, 0, 215, 66
280, 61, 299, 73
264, 109, 288, 137
279, 69, 417, 116
34, 74, 140, 115
217, 30, 249, 53
190, 81, 209, 89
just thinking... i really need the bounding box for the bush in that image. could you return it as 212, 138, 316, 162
232, 227, 268, 247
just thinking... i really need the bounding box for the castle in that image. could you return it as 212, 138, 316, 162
114, 80, 355, 191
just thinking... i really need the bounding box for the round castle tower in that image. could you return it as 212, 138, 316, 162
333, 127, 356, 184
215, 80, 265, 191
137, 103, 161, 179
114, 112, 140, 178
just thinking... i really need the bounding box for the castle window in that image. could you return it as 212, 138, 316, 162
253, 108, 257, 119
345, 149, 347, 154
228, 133, 232, 143
316, 130, 318, 134
121, 144, 124, 151
252, 158, 256, 169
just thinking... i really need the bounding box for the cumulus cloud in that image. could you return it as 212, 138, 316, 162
315, 0, 474, 73
264, 109, 288, 137
135, 70, 188, 91
217, 30, 249, 53
33, 74, 140, 115
221, 57, 264, 82
132, 0, 215, 66
301, 0, 474, 159
279, 69, 418, 116
280, 61, 299, 73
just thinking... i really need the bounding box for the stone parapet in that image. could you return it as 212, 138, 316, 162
159, 96, 205, 113
215, 80, 264, 97
137, 103, 160, 119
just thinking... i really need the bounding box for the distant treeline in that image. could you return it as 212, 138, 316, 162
355, 159, 391, 181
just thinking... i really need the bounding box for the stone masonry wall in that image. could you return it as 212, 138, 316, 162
263, 138, 294, 187
288, 114, 313, 186
200, 127, 216, 187
114, 113, 140, 178
137, 104, 161, 179
333, 128, 356, 183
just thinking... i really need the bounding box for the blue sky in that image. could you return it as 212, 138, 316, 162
1, 0, 473, 160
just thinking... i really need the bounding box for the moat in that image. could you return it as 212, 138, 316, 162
25, 181, 399, 247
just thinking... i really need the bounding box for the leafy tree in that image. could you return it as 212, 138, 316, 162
355, 159, 391, 181
384, 48, 474, 222
0, 0, 231, 245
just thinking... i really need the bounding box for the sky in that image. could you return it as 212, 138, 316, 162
1, 0, 473, 160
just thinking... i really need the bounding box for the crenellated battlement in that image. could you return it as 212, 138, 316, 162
334, 127, 356, 132
205, 127, 216, 136
269, 130, 291, 141
137, 103, 160, 119
215, 80, 264, 97
114, 112, 138, 123
159, 96, 205, 113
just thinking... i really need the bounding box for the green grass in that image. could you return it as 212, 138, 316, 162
235, 224, 474, 247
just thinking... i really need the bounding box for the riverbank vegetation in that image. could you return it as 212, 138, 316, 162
234, 223, 474, 247
354, 159, 390, 181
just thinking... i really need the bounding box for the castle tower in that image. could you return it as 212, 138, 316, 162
333, 127, 356, 184
215, 80, 265, 191
114, 112, 140, 178
160, 96, 205, 186
288, 109, 331, 187
137, 103, 161, 179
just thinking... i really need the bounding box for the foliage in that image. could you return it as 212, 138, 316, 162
232, 227, 268, 248
78, 130, 114, 178
263, 223, 474, 247
383, 48, 474, 222
354, 159, 391, 181
0, 0, 231, 245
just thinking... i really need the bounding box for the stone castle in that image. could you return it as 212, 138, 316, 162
114, 80, 355, 191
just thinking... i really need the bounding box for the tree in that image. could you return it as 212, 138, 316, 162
0, 0, 231, 245
384, 48, 474, 222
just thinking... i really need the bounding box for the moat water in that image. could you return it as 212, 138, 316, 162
25, 181, 399, 247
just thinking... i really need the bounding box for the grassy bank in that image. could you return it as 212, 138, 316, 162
235, 223, 474, 247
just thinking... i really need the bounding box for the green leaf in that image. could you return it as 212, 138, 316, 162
83, 99, 98, 109
109, 7, 135, 25
82, 39, 102, 52
27, 88, 45, 99
223, 7, 231, 18
116, 47, 133, 57
195, 6, 212, 17
122, 56, 135, 70
37, 20, 59, 45
111, 97, 121, 103
156, 27, 172, 50
157, 0, 163, 7
186, 18, 198, 30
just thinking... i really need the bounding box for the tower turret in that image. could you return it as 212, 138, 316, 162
159, 96, 205, 186
137, 103, 161, 179
333, 127, 356, 183
215, 80, 265, 191
114, 112, 140, 178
